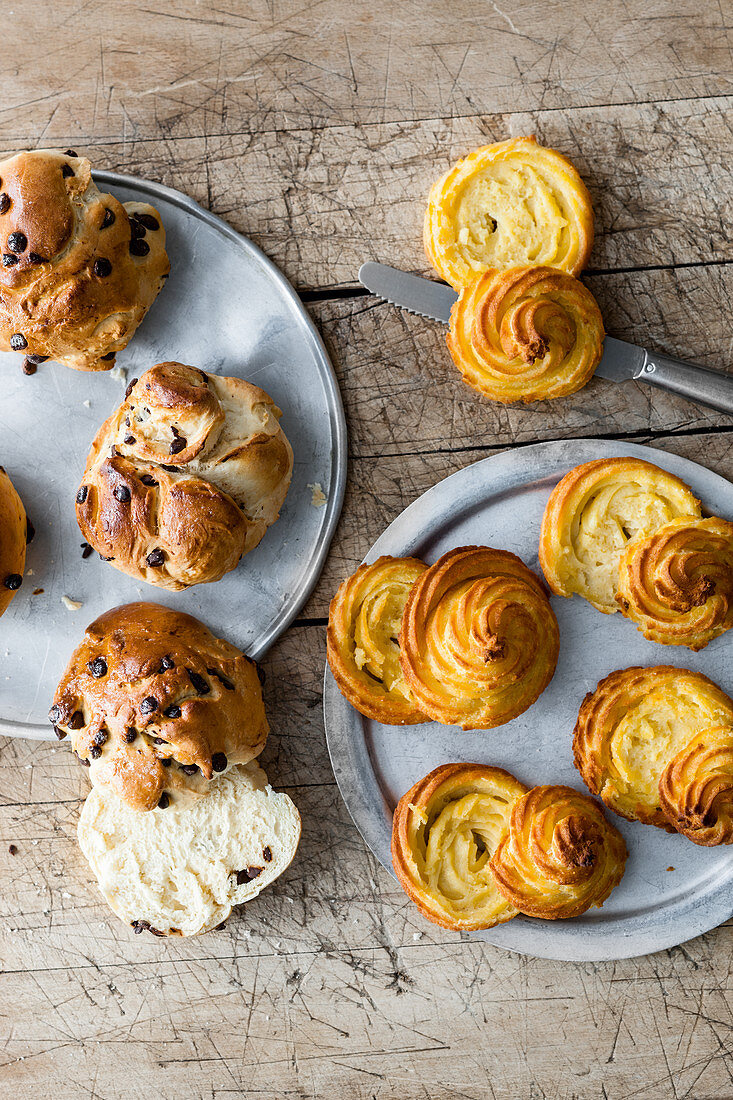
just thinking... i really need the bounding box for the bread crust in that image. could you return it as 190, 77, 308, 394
0, 465, 27, 618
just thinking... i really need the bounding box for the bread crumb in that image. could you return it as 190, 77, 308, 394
26, 568, 33, 576
307, 482, 327, 508
32, 588, 44, 596
110, 365, 127, 383
412, 932, 422, 941
61, 595, 83, 611
83, 399, 91, 408
667, 866, 675, 872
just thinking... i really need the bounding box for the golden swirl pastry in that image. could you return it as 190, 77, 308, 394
574, 666, 733, 828
489, 785, 627, 920
327, 556, 428, 724
540, 458, 701, 614
659, 726, 733, 845
391, 763, 528, 930
423, 136, 594, 289
399, 546, 559, 730
446, 265, 604, 403
616, 516, 733, 651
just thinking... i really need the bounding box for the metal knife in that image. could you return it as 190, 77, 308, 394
358, 262, 733, 415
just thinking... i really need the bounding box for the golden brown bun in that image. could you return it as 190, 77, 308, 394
391, 763, 528, 930
490, 784, 627, 920
399, 546, 559, 730
658, 726, 733, 845
0, 465, 27, 617
423, 136, 594, 289
446, 266, 604, 403
573, 666, 733, 828
540, 458, 701, 614
49, 602, 268, 812
327, 555, 428, 724
0, 150, 169, 371
616, 516, 733, 650
75, 361, 293, 590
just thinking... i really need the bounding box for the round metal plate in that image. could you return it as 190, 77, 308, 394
324, 439, 733, 961
1, 171, 346, 740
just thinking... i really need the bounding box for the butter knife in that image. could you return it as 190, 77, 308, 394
358, 262, 733, 415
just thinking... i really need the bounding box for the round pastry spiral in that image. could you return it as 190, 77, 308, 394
540, 458, 701, 614
399, 546, 559, 730
616, 516, 733, 651
446, 265, 604, 403
423, 136, 594, 289
327, 555, 428, 724
573, 666, 733, 828
489, 784, 627, 920
658, 726, 733, 846
391, 763, 528, 930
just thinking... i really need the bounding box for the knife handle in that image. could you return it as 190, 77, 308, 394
639, 351, 733, 416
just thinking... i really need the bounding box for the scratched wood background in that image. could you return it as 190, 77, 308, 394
1, 2, 733, 1097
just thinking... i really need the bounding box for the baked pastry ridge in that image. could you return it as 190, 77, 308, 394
0, 149, 169, 371
616, 515, 733, 650
391, 763, 528, 930
490, 784, 627, 919
50, 602, 269, 811
573, 666, 733, 828
423, 136, 594, 289
658, 726, 733, 845
540, 458, 702, 614
327, 555, 428, 724
400, 546, 559, 729
446, 265, 604, 403
75, 361, 293, 590
0, 465, 27, 617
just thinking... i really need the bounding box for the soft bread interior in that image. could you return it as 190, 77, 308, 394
78, 761, 301, 936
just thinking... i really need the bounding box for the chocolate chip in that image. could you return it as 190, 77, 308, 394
187, 669, 210, 695
2, 253, 17, 266
262, 846, 272, 862
130, 219, 146, 239
124, 434, 136, 445
101, 208, 115, 228
63, 149, 78, 158
163, 705, 181, 719
27, 354, 48, 364
8, 844, 17, 855
140, 696, 158, 715
179, 763, 198, 776
140, 474, 157, 487
146, 548, 165, 567
21, 359, 36, 375
93, 257, 112, 277
158, 655, 174, 672
48, 704, 62, 724
169, 436, 186, 455
79, 756, 91, 767
89, 745, 102, 759
129, 237, 150, 257
113, 485, 131, 503
160, 465, 178, 473
124, 728, 137, 743
211, 752, 227, 773
0, 194, 10, 215
125, 377, 138, 398
152, 737, 166, 745
3, 573, 22, 590
25, 518, 35, 543
157, 792, 170, 809
99, 554, 113, 562
208, 668, 235, 691
131, 919, 147, 934
76, 486, 88, 504
235, 867, 262, 884
7, 232, 27, 253
101, 351, 116, 360
93, 729, 108, 747
88, 657, 108, 678
69, 710, 85, 729
81, 542, 93, 559
161, 758, 172, 767
52, 725, 66, 740
10, 334, 27, 350
134, 213, 160, 231
61, 163, 73, 178
28, 252, 46, 264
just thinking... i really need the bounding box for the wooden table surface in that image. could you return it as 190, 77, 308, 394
2, 3, 733, 1097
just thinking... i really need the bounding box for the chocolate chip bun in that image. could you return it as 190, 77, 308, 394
75, 361, 294, 590
78, 761, 301, 936
0, 149, 169, 371
50, 602, 269, 812
0, 464, 27, 617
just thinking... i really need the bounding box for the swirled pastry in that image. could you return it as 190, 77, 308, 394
76, 361, 293, 590
490, 785, 627, 919
327, 556, 428, 724
0, 465, 27, 618
616, 516, 733, 650
0, 149, 168, 371
391, 763, 528, 930
540, 458, 701, 614
658, 727, 733, 845
424, 136, 594, 289
446, 266, 604, 403
573, 666, 733, 827
400, 546, 559, 729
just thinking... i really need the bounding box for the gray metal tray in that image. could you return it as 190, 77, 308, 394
324, 439, 733, 961
1, 172, 346, 740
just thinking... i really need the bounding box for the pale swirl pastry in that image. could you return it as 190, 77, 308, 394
0, 465, 27, 618
400, 546, 559, 730
424, 136, 594, 289
573, 666, 733, 828
391, 763, 528, 930
327, 556, 428, 724
540, 458, 701, 614
446, 265, 604, 403
489, 785, 627, 920
658, 726, 733, 846
616, 516, 733, 651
